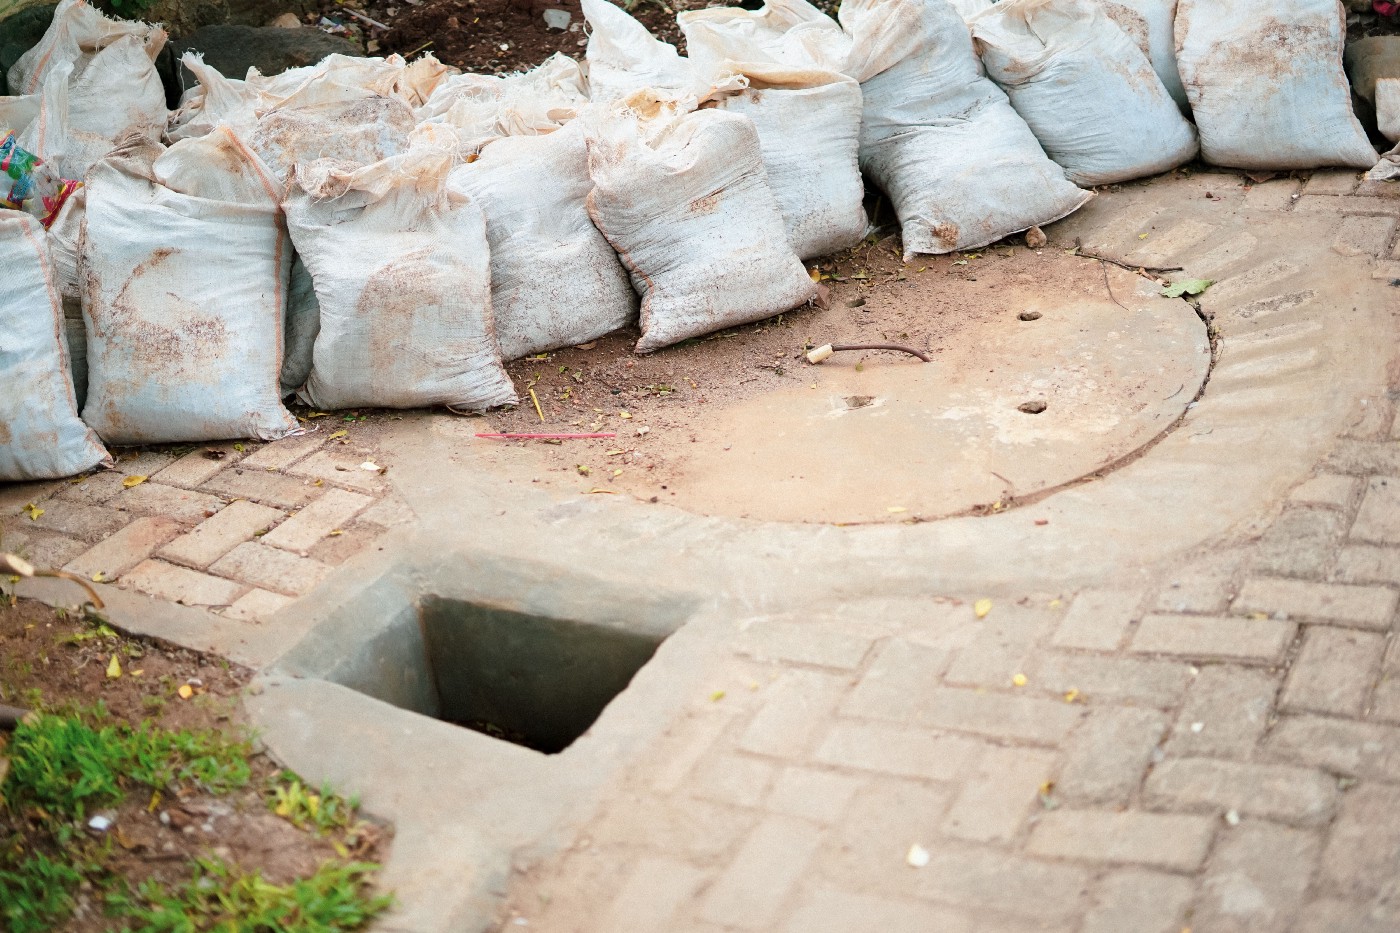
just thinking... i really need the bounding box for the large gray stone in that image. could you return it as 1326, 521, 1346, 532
1347, 36, 1400, 143
0, 1, 53, 94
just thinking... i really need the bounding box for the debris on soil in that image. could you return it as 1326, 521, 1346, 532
0, 596, 393, 933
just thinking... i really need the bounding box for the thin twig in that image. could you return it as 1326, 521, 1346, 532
1072, 238, 1183, 273
1100, 261, 1129, 312
340, 7, 390, 30
829, 343, 932, 362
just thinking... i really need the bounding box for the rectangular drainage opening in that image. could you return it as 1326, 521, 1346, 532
416, 595, 667, 754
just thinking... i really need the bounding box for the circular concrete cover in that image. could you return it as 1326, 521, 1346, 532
659, 279, 1210, 523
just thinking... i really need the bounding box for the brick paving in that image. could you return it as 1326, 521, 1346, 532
5, 170, 1400, 931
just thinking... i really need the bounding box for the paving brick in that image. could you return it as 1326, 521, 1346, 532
2, 528, 91, 569
208, 542, 329, 597
201, 469, 319, 510
1319, 784, 1400, 898
1081, 869, 1193, 933
1369, 671, 1400, 722
1334, 215, 1398, 257
1195, 822, 1320, 933
784, 888, 973, 933
307, 525, 376, 565
1345, 396, 1397, 441
1058, 707, 1169, 806
1281, 626, 1385, 716
1326, 439, 1400, 476
1131, 613, 1294, 662
239, 434, 325, 471
1373, 258, 1400, 281
1351, 476, 1400, 544
840, 639, 952, 716
261, 489, 370, 554
1249, 506, 1346, 577
737, 670, 848, 758
109, 450, 177, 476
63, 517, 184, 580
1295, 194, 1400, 216
54, 471, 127, 504
1052, 590, 1141, 650
114, 483, 225, 525
846, 673, 1083, 744
159, 500, 285, 570
222, 588, 293, 623
601, 857, 707, 933
29, 502, 129, 542
1266, 715, 1400, 779
1167, 665, 1279, 757
354, 495, 416, 529
1152, 550, 1247, 614
700, 815, 822, 929
1290, 473, 1360, 508
814, 722, 979, 780
735, 619, 873, 670
121, 559, 244, 607
688, 753, 774, 808
1358, 177, 1400, 199
1143, 758, 1337, 825
912, 845, 1091, 919
648, 712, 737, 796
765, 767, 862, 824
941, 745, 1054, 843
1303, 170, 1360, 196
1235, 577, 1397, 629
589, 792, 755, 860
1294, 899, 1400, 933
1025, 810, 1216, 871
945, 619, 1045, 688
288, 451, 387, 494
149, 447, 239, 489
1332, 545, 1400, 585
1029, 652, 1192, 707
1242, 179, 1301, 211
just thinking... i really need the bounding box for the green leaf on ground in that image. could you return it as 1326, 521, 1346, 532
1161, 278, 1213, 298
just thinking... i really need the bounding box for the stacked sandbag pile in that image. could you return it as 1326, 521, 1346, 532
0, 0, 1386, 481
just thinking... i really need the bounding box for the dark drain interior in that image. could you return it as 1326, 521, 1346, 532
417, 596, 667, 754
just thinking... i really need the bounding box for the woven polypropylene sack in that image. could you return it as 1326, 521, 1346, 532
971, 0, 1197, 186
80, 132, 297, 444
1176, 0, 1376, 170
709, 65, 867, 259
285, 148, 517, 411
841, 0, 1090, 258
0, 211, 107, 480
584, 95, 816, 353
447, 123, 635, 360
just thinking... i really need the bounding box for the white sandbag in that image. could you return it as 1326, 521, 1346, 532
0, 211, 107, 480
841, 0, 1090, 258
949, 0, 993, 18
971, 0, 1197, 186
581, 0, 744, 103
168, 53, 265, 142
447, 123, 635, 360
417, 52, 587, 124
1176, 0, 1376, 170
284, 147, 516, 411
80, 131, 297, 444
10, 0, 167, 179
709, 64, 866, 259
584, 93, 816, 353
1094, 0, 1186, 109
678, 0, 852, 72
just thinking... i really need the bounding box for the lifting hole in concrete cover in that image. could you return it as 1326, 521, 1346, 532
417, 595, 667, 754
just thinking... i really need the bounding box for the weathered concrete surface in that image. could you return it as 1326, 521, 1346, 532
7, 170, 1400, 932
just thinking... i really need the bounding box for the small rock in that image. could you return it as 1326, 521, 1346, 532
542, 8, 571, 30
905, 843, 930, 868
1025, 225, 1047, 248
87, 813, 114, 833
846, 297, 866, 309
269, 12, 302, 28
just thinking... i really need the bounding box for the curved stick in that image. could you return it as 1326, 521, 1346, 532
808, 343, 932, 363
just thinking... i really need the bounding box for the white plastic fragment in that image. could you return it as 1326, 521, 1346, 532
906, 843, 930, 868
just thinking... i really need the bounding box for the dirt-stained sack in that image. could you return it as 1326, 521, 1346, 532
841, 0, 1090, 257
417, 52, 587, 147
707, 64, 866, 259
1176, 0, 1376, 170
10, 0, 167, 179
971, 0, 1197, 186
584, 93, 816, 353
1093, 0, 1186, 109
679, 0, 852, 73
285, 146, 517, 411
0, 211, 108, 480
581, 0, 745, 103
79, 131, 297, 444
447, 122, 635, 360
